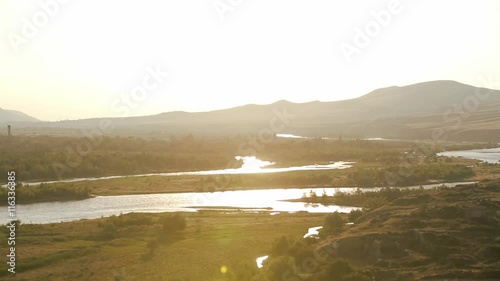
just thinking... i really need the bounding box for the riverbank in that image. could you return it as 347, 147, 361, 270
1, 159, 480, 206
0, 182, 475, 224
0, 173, 476, 209
281, 182, 477, 209
0, 183, 92, 206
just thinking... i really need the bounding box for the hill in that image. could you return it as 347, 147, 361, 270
241, 182, 500, 281
0, 108, 40, 124
8, 80, 500, 141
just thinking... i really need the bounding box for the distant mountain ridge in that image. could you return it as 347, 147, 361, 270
7, 80, 500, 142
0, 108, 40, 123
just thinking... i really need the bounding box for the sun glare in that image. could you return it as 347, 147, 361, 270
235, 156, 275, 172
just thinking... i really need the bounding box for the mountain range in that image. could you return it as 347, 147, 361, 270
2, 80, 500, 142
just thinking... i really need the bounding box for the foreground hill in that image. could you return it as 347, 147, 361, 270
245, 182, 500, 281
317, 183, 500, 280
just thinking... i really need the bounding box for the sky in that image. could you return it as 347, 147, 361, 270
0, 0, 499, 121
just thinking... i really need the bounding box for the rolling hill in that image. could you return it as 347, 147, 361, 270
7, 80, 500, 142
0, 108, 41, 124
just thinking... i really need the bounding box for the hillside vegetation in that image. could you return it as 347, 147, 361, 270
234, 182, 500, 281
0, 135, 485, 186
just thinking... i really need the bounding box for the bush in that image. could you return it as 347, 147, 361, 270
109, 213, 154, 228
324, 213, 344, 234
266, 256, 296, 281
159, 213, 186, 234
294, 248, 314, 267
362, 197, 389, 211
348, 210, 363, 222
271, 235, 290, 257
98, 222, 118, 240
319, 259, 354, 281
0, 183, 91, 205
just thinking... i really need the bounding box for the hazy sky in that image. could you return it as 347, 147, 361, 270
1, 0, 499, 121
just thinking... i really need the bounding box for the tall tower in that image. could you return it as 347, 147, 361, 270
7, 125, 11, 136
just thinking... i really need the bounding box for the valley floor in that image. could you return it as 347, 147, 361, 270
1, 181, 499, 280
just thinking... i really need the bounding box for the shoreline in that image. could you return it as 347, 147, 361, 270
1, 180, 477, 206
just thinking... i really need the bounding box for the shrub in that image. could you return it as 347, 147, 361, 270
348, 210, 363, 222
159, 213, 186, 234
110, 213, 153, 228
271, 235, 290, 257
362, 197, 389, 211
294, 248, 314, 267
324, 213, 344, 234
99, 222, 118, 240
319, 259, 354, 281
266, 256, 295, 281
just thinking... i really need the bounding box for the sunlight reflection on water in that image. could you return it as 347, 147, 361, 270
13, 156, 354, 187
303, 226, 323, 238
437, 148, 500, 163
256, 255, 269, 268
9, 181, 474, 224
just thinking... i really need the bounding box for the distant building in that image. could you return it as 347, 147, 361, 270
7, 125, 11, 136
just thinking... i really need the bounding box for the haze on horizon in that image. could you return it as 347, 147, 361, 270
0, 0, 499, 121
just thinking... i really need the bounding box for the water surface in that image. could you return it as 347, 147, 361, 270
7, 182, 473, 224
276, 134, 308, 139
437, 148, 500, 163
12, 156, 353, 187
256, 256, 269, 269
303, 226, 323, 238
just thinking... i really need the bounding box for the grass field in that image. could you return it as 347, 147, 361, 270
0, 211, 325, 281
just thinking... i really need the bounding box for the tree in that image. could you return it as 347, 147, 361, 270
324, 213, 344, 234
319, 259, 353, 281
271, 235, 290, 256
348, 209, 363, 222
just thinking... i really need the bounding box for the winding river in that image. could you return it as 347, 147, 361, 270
1, 153, 479, 224
11, 156, 353, 187
5, 182, 473, 224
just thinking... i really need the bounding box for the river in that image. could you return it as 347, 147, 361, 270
10, 156, 353, 187
6, 182, 473, 224
437, 147, 500, 163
